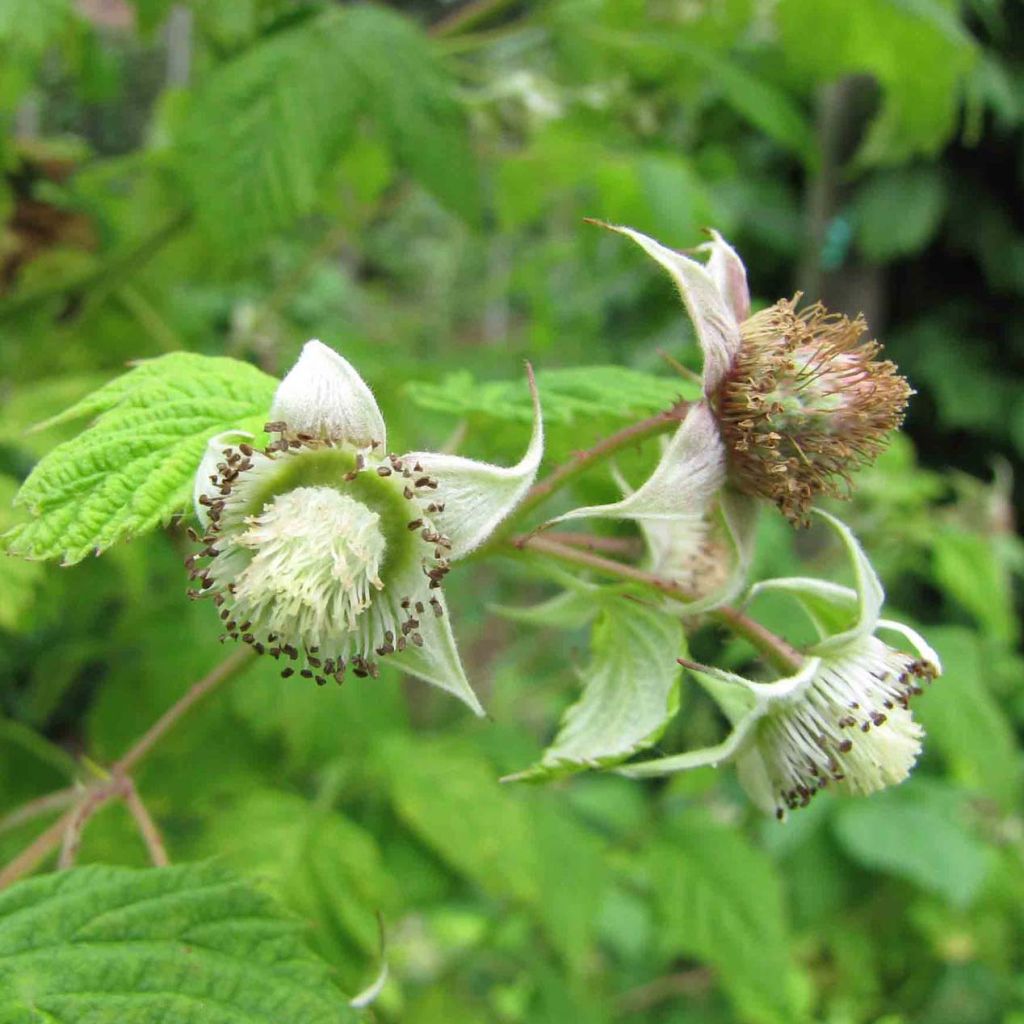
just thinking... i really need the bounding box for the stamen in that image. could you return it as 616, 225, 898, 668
715, 297, 911, 525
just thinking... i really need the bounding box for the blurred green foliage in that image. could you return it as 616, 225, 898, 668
1, 1, 1023, 1022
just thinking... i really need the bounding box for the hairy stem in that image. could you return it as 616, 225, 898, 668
115, 647, 254, 776
504, 404, 688, 532
58, 786, 116, 870
121, 779, 169, 868
0, 647, 254, 889
513, 534, 803, 674
0, 809, 77, 889
540, 532, 643, 557
0, 788, 76, 836
430, 0, 520, 37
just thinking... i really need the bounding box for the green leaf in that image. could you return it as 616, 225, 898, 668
491, 587, 601, 630
852, 166, 947, 262
509, 597, 684, 781
593, 30, 816, 165
931, 529, 1018, 643
378, 735, 609, 970
913, 627, 1020, 806
0, 476, 45, 631
379, 735, 540, 905
199, 789, 398, 987
649, 810, 808, 1024
176, 5, 479, 253
407, 365, 695, 426
777, 0, 976, 163
4, 353, 277, 564
0, 0, 69, 55
832, 782, 990, 908
0, 862, 358, 1022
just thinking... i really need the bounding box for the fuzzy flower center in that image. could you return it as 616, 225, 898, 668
715, 297, 912, 525
232, 486, 385, 646
754, 637, 937, 818
187, 426, 453, 686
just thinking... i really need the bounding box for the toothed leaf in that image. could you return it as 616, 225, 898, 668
4, 354, 277, 564
0, 862, 358, 1022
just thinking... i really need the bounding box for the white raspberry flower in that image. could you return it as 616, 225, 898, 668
620, 511, 941, 819
187, 340, 543, 714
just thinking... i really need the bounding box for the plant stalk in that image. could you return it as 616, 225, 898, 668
513, 534, 803, 674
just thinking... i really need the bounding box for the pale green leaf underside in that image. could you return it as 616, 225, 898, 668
509, 596, 684, 782
5, 353, 277, 565
406, 365, 698, 426
0, 862, 357, 1023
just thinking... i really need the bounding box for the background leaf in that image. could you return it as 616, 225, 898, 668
0, 862, 358, 1022
649, 809, 809, 1024
852, 166, 947, 262
4, 353, 276, 564
832, 782, 990, 908
406, 365, 696, 426
176, 5, 479, 254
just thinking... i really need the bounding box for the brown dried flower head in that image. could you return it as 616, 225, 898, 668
713, 296, 912, 525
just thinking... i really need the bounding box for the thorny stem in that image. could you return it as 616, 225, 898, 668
513, 534, 803, 675
0, 647, 254, 889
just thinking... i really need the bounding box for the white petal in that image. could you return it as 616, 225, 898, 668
597, 222, 741, 394
701, 229, 750, 323
809, 511, 885, 655
270, 340, 387, 449
620, 453, 757, 616
401, 364, 543, 559
617, 706, 763, 779
545, 401, 725, 528
735, 743, 780, 816
877, 618, 943, 672
680, 488, 759, 615
386, 584, 484, 716
684, 656, 821, 702
193, 430, 254, 527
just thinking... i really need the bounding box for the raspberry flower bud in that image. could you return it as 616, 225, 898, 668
619, 511, 941, 819
541, 225, 760, 611
565, 224, 910, 533
717, 297, 912, 525
187, 340, 543, 714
